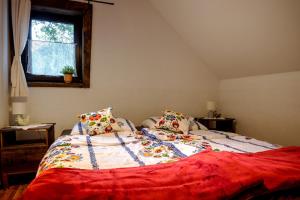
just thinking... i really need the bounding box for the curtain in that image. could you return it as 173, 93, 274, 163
10, 0, 31, 97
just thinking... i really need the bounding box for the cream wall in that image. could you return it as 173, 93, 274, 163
0, 0, 9, 128
219, 71, 300, 146
2, 0, 299, 146
150, 0, 300, 79
27, 0, 219, 137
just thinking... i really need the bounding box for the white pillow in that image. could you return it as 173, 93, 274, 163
115, 118, 137, 132
141, 116, 161, 129
188, 117, 208, 131
71, 122, 87, 135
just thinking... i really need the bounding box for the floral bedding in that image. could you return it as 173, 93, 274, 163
37, 125, 280, 175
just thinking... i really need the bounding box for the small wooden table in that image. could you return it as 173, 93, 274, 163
195, 118, 236, 133
0, 123, 55, 188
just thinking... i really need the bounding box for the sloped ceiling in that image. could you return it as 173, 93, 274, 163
149, 0, 300, 79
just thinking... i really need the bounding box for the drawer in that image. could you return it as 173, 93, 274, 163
1, 147, 47, 171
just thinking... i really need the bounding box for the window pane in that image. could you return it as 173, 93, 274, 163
31, 20, 74, 43
28, 20, 77, 76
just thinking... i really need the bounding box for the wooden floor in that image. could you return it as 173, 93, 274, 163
0, 185, 27, 200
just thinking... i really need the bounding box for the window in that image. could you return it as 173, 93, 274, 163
20, 0, 92, 88
29, 19, 76, 76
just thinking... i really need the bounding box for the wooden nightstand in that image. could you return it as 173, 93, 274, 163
61, 129, 72, 136
0, 123, 55, 188
195, 117, 236, 133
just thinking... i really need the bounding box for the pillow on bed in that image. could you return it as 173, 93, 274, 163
155, 110, 189, 134
78, 107, 120, 136
79, 107, 112, 126
71, 118, 137, 135
141, 116, 161, 129
115, 118, 137, 132
71, 122, 87, 135
142, 116, 208, 131
188, 117, 208, 131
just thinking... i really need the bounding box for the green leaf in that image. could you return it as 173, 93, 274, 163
100, 117, 107, 122
89, 121, 96, 126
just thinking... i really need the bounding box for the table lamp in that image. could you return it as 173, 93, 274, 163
12, 102, 30, 126
206, 101, 216, 118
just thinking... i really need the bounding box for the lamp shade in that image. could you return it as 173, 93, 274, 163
12, 102, 26, 115
206, 101, 216, 111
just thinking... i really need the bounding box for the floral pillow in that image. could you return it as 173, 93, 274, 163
155, 110, 189, 134
78, 107, 120, 136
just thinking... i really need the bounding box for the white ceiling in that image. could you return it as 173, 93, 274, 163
149, 0, 300, 79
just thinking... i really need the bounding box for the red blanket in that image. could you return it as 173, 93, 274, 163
21, 147, 300, 200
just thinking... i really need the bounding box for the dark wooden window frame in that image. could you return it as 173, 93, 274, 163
24, 11, 83, 84
20, 0, 92, 88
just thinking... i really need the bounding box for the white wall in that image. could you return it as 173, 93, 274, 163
0, 0, 9, 128
2, 0, 298, 147
27, 0, 219, 137
219, 71, 300, 146
150, 0, 300, 79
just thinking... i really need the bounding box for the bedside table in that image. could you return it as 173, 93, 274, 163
0, 123, 55, 188
195, 118, 236, 133
61, 129, 72, 136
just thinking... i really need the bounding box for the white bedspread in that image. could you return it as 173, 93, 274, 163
37, 126, 280, 175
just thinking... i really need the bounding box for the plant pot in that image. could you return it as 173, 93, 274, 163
64, 74, 73, 83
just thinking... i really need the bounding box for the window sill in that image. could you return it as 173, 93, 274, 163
28, 82, 89, 88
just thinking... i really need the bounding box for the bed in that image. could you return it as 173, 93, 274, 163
21, 116, 300, 199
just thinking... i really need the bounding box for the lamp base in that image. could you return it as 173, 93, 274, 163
207, 111, 214, 118
11, 114, 30, 126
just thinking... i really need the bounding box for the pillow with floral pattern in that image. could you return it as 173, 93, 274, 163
78, 107, 120, 135
155, 110, 189, 134
79, 107, 112, 126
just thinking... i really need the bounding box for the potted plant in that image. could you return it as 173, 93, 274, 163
61, 66, 75, 83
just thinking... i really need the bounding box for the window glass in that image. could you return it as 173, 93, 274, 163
28, 19, 77, 76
